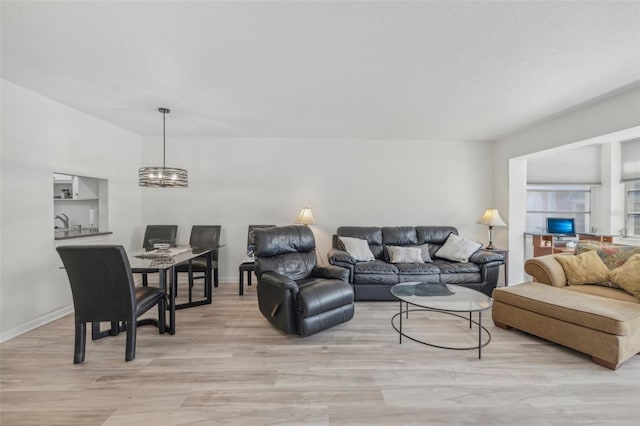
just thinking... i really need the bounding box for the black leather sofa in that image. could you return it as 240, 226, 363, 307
328, 226, 504, 300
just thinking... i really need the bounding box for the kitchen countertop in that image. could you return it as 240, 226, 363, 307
54, 229, 113, 240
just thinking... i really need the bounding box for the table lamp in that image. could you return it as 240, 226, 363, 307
477, 208, 507, 249
295, 207, 315, 226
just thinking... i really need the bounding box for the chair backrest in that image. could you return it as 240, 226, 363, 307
247, 225, 275, 255
143, 225, 178, 250
189, 225, 221, 260
56, 245, 136, 322
253, 225, 317, 280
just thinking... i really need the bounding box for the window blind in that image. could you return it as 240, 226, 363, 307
621, 138, 640, 182
527, 145, 601, 185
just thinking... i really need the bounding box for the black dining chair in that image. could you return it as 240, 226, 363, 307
239, 225, 275, 295
56, 245, 166, 363
141, 225, 178, 286
175, 225, 221, 300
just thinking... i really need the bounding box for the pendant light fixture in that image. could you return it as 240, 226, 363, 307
138, 107, 188, 188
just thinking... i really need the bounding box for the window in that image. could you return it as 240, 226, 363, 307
625, 180, 640, 238
526, 185, 593, 233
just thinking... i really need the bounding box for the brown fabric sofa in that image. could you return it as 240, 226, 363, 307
492, 254, 640, 370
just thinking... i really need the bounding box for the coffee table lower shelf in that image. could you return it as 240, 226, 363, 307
391, 305, 492, 359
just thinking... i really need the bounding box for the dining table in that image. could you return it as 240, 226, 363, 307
129, 246, 214, 335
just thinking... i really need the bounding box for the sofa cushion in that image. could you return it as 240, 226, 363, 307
416, 226, 457, 245
354, 260, 399, 275
387, 245, 423, 263
608, 254, 640, 298
382, 227, 418, 246
337, 227, 384, 259
339, 237, 375, 261
433, 260, 480, 274
565, 285, 640, 304
492, 283, 640, 336
435, 233, 482, 262
555, 250, 610, 286
395, 262, 441, 275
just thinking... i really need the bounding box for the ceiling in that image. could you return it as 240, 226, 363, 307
2, 1, 639, 141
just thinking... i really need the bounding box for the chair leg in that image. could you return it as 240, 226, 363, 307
125, 319, 137, 361
158, 296, 166, 335
74, 321, 86, 364
214, 267, 219, 288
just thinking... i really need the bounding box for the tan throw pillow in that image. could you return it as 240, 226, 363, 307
555, 250, 610, 286
608, 254, 640, 298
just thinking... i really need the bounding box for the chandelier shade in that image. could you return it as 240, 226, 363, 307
139, 108, 188, 188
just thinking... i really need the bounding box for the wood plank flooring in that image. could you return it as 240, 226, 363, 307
1, 281, 639, 425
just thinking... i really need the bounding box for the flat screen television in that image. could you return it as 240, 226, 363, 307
546, 217, 576, 235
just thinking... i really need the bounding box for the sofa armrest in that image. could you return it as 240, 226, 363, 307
328, 248, 356, 265
524, 255, 568, 287
469, 250, 504, 265
313, 265, 349, 281
260, 271, 300, 294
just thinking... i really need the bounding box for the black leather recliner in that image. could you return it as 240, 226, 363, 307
253, 225, 354, 337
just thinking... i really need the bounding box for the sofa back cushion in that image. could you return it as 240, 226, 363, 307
335, 226, 461, 261
382, 227, 418, 246
417, 226, 458, 257
337, 227, 384, 259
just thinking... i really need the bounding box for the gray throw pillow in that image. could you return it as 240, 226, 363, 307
387, 246, 424, 263
339, 237, 375, 261
435, 233, 481, 263
386, 244, 432, 263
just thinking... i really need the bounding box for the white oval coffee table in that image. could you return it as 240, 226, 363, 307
390, 282, 492, 359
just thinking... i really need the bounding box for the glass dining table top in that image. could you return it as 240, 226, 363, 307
128, 246, 212, 271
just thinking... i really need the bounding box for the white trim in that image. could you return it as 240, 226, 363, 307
0, 305, 73, 343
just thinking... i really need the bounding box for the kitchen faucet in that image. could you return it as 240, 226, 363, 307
54, 213, 69, 229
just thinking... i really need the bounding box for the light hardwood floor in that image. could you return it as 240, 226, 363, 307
1, 281, 639, 426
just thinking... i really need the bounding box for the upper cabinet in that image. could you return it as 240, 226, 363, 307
53, 173, 98, 200
53, 173, 110, 239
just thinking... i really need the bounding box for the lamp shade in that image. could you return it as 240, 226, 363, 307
477, 209, 507, 227
295, 207, 315, 225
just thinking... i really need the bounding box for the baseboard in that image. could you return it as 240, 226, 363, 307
0, 304, 73, 343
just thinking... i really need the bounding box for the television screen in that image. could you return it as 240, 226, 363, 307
547, 218, 575, 235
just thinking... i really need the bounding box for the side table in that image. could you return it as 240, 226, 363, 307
238, 260, 255, 296
482, 248, 509, 287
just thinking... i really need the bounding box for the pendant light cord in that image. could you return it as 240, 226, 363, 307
162, 109, 166, 169
158, 107, 170, 169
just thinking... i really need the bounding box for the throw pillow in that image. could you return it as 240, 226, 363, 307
387, 246, 424, 263
339, 237, 375, 262
608, 254, 640, 298
555, 250, 610, 286
385, 244, 433, 263
576, 243, 640, 270
434, 233, 482, 263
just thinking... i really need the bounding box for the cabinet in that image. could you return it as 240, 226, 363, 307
578, 233, 614, 244
54, 174, 98, 200
53, 173, 109, 237
529, 233, 616, 257
530, 234, 576, 257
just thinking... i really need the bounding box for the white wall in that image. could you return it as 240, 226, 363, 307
0, 80, 143, 341
141, 137, 496, 282
494, 85, 640, 284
